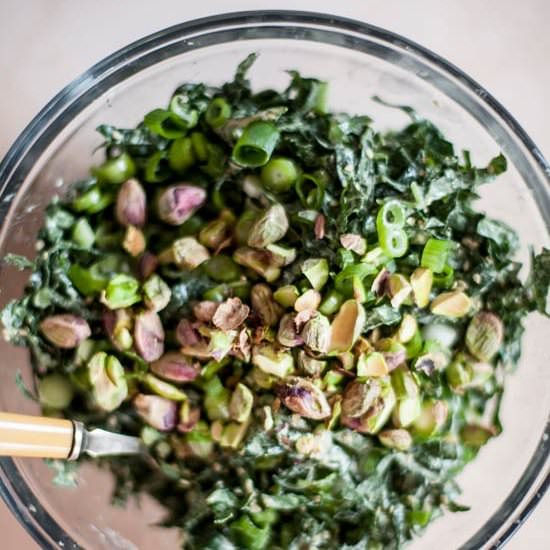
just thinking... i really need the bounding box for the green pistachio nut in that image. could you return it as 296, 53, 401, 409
252, 343, 295, 378
247, 203, 289, 248
277, 313, 303, 348
301, 258, 329, 291
133, 393, 178, 431
329, 300, 365, 353
251, 284, 283, 327
38, 374, 74, 410
273, 285, 299, 308
301, 313, 331, 354
172, 237, 210, 270
297, 350, 326, 377
465, 311, 504, 362
229, 383, 254, 423
87, 352, 128, 412
412, 399, 449, 438
142, 274, 171, 312
143, 373, 188, 401
378, 428, 412, 451
39, 314, 91, 349
233, 247, 281, 282
156, 184, 206, 226
277, 376, 331, 420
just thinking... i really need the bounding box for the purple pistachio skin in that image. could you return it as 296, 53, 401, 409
277, 377, 331, 420
133, 394, 178, 431
138, 252, 159, 281
116, 178, 147, 227
157, 184, 207, 226
177, 407, 201, 433
151, 352, 201, 383
175, 319, 201, 347
39, 314, 91, 349
134, 310, 165, 362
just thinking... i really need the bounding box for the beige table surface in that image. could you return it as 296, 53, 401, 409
0, 0, 548, 548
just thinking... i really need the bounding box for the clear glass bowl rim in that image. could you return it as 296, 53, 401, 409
0, 10, 548, 550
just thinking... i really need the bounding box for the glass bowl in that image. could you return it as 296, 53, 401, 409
0, 11, 548, 550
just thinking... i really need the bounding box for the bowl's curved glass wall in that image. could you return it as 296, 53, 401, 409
0, 13, 548, 549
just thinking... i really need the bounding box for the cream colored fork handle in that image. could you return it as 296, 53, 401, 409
0, 412, 74, 459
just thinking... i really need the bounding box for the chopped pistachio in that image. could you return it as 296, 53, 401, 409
356, 352, 389, 377
116, 178, 146, 227
252, 343, 294, 378
233, 247, 281, 282
388, 274, 412, 308
297, 350, 326, 377
144, 373, 188, 401
207, 329, 238, 361
329, 300, 365, 353
378, 429, 412, 451
430, 290, 471, 318
294, 289, 321, 312
446, 353, 473, 392
151, 352, 200, 383
39, 314, 91, 349
295, 431, 331, 457
173, 237, 210, 270
156, 184, 206, 226
212, 297, 250, 330
266, 243, 297, 266
143, 274, 171, 312
339, 234, 367, 256
122, 225, 146, 257
410, 267, 433, 308
370, 267, 389, 297
199, 218, 230, 250
247, 203, 289, 248
251, 284, 283, 327
277, 376, 331, 420
134, 393, 178, 431
341, 379, 381, 418
396, 314, 418, 344
465, 311, 504, 362
219, 419, 251, 448
193, 300, 219, 322
87, 352, 128, 412
301, 258, 329, 291
277, 313, 303, 347
229, 383, 254, 422
301, 313, 331, 354
341, 376, 396, 434
460, 424, 494, 447
273, 285, 299, 308
134, 310, 165, 362
412, 399, 449, 438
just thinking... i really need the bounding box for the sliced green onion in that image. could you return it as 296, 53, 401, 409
319, 288, 344, 316
296, 171, 327, 209
92, 152, 136, 185
404, 330, 424, 359
168, 137, 195, 174
260, 157, 299, 193
421, 238, 451, 273
334, 263, 377, 297
379, 228, 409, 258
205, 97, 232, 128
144, 151, 171, 183
71, 218, 95, 249
72, 186, 114, 214
433, 263, 455, 288
376, 200, 406, 235
232, 121, 280, 168
169, 95, 199, 129
143, 108, 189, 139
336, 248, 356, 270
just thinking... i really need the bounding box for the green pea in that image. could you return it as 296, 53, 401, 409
71, 218, 95, 249
144, 151, 171, 183
319, 289, 344, 315
191, 132, 209, 162
168, 136, 195, 173
204, 255, 241, 282
38, 374, 74, 410
72, 186, 113, 214
260, 157, 299, 193
205, 97, 232, 128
